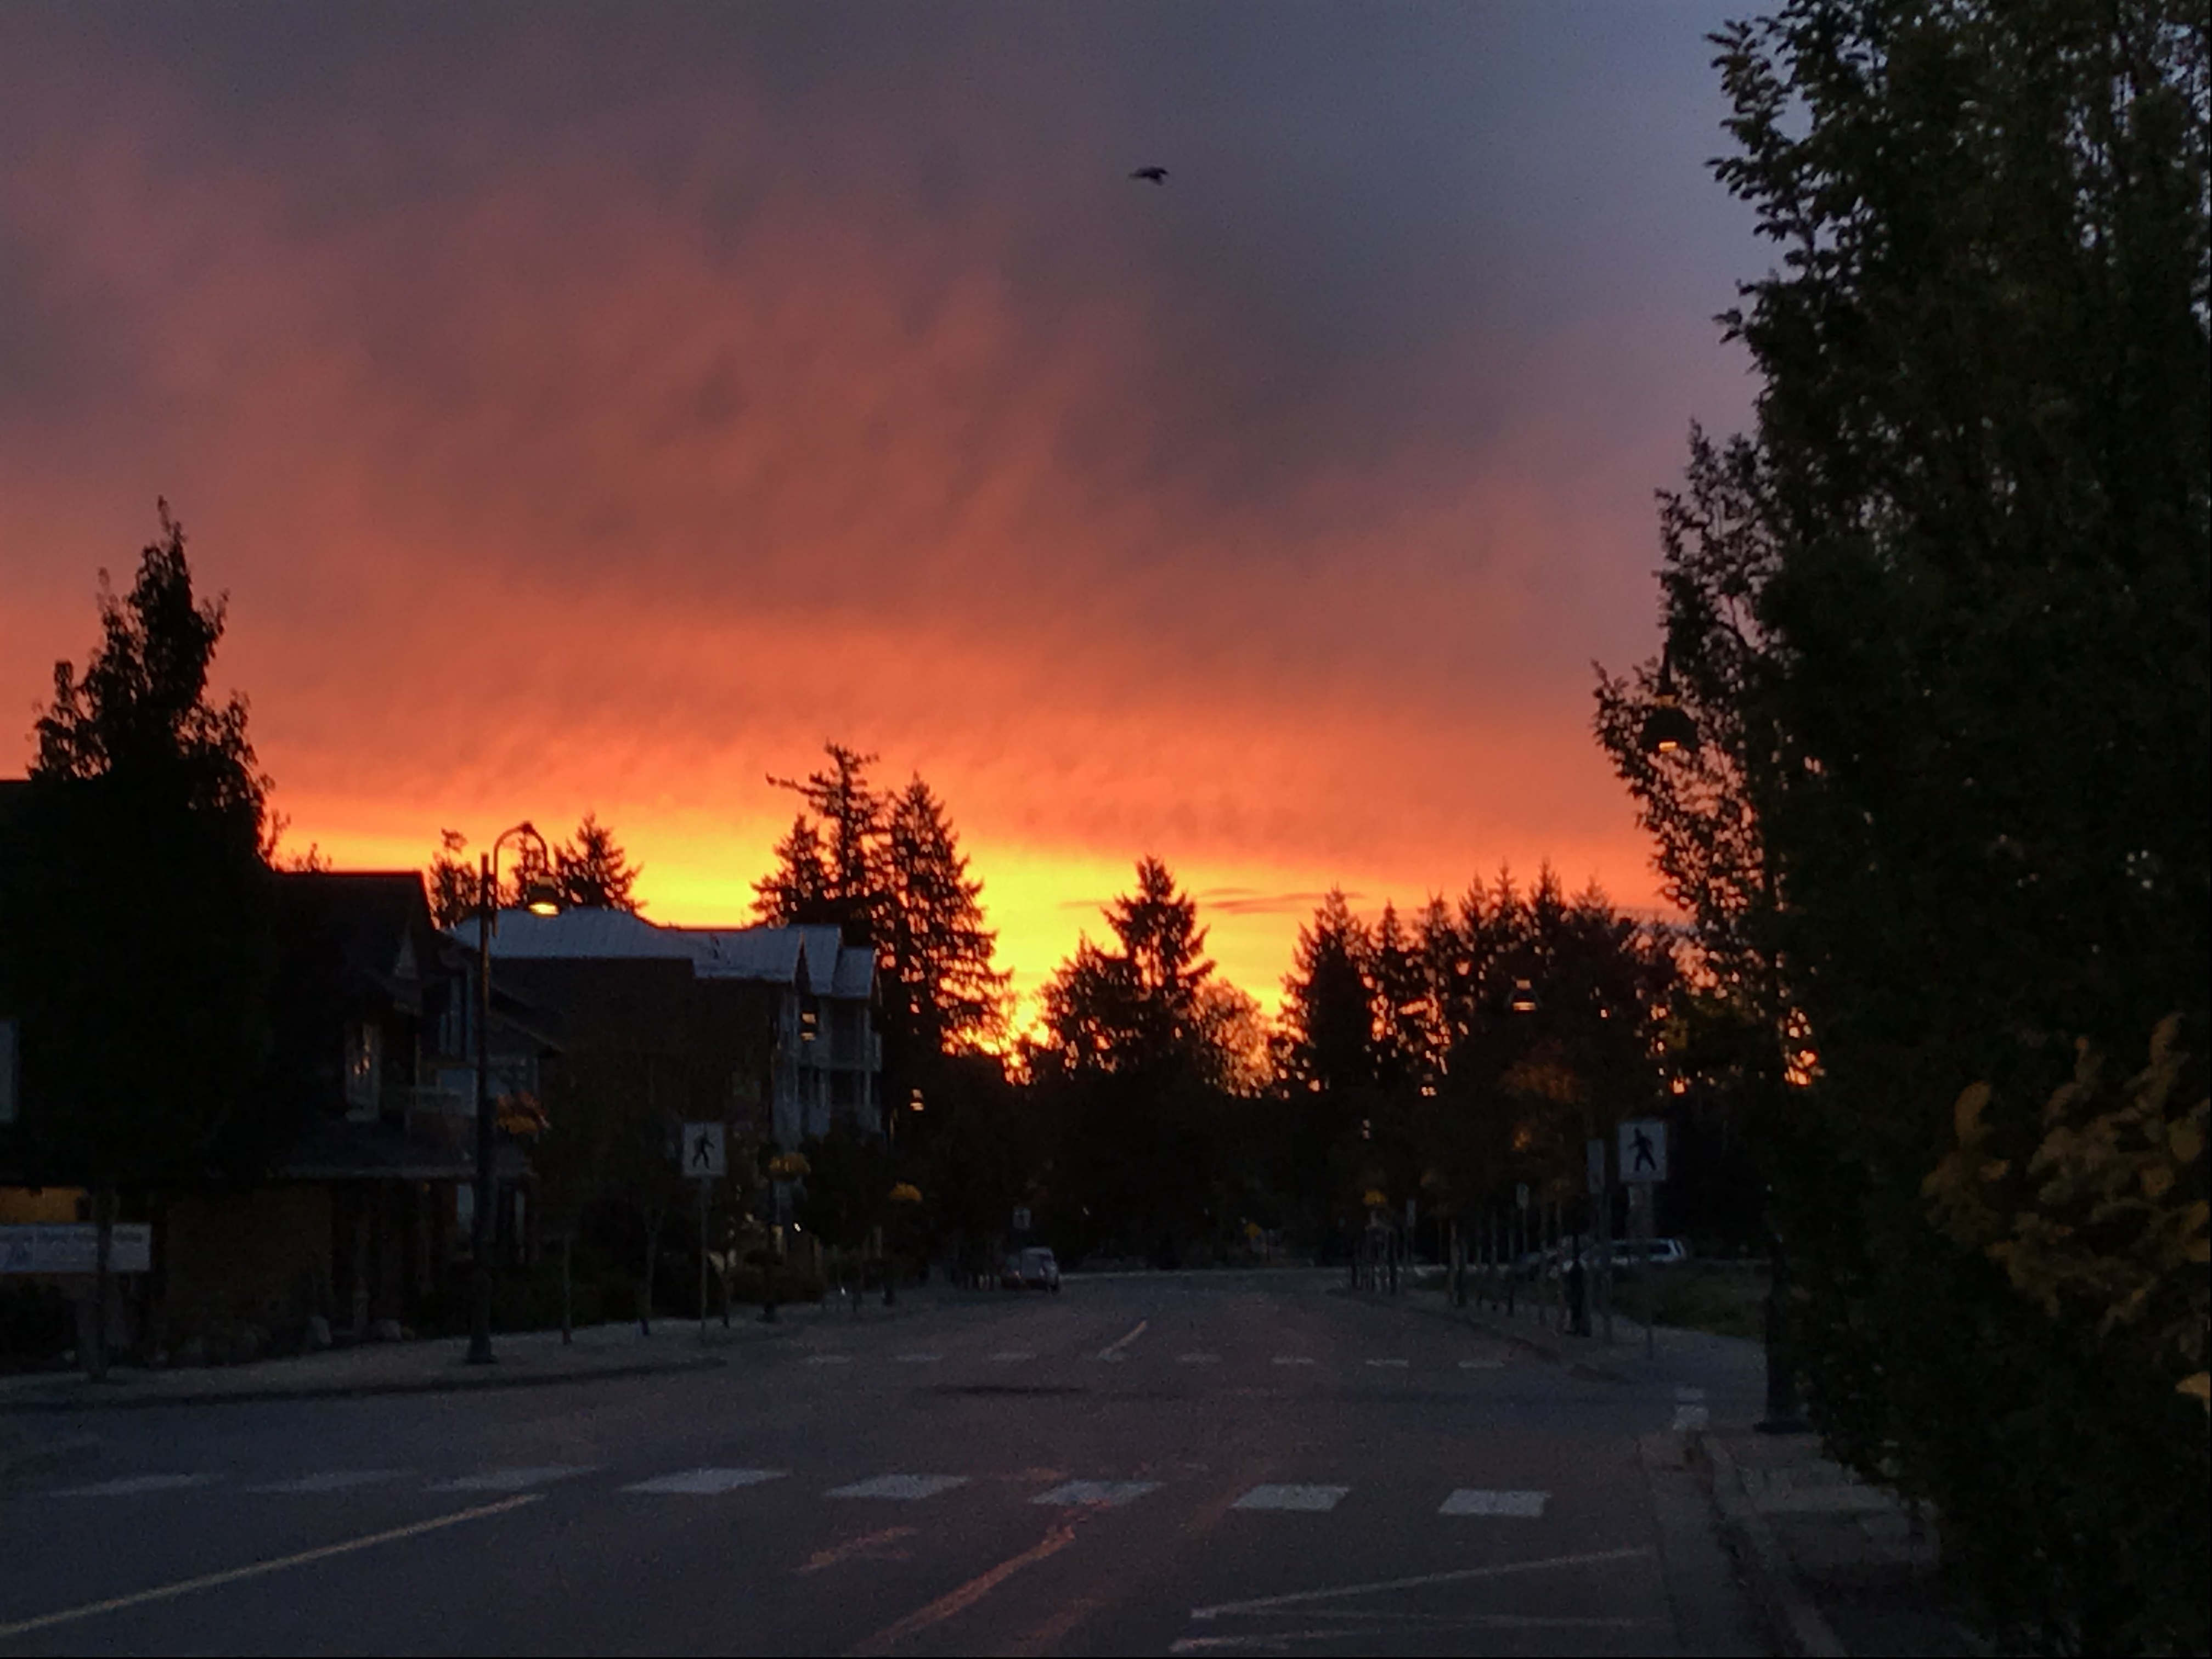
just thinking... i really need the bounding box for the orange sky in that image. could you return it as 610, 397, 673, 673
0, 6, 1758, 1024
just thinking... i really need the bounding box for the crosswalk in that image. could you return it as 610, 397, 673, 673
781, 1346, 1511, 1375
45, 1464, 1561, 1522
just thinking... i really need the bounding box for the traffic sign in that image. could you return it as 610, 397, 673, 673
681, 1122, 726, 1179
1011, 1206, 1032, 1233
1619, 1119, 1668, 1183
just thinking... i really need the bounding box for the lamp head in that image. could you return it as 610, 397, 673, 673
520, 871, 563, 917
1639, 697, 1700, 757
1509, 978, 1539, 1014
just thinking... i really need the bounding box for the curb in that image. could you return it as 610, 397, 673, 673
1690, 1430, 1848, 1659
0, 1354, 725, 1414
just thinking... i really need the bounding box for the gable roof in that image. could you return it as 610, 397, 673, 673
447, 908, 876, 1000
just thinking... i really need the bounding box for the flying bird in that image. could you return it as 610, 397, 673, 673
1129, 166, 1168, 183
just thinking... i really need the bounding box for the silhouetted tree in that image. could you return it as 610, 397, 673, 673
752, 814, 831, 926
0, 504, 278, 1378
555, 812, 642, 911
882, 776, 1009, 1056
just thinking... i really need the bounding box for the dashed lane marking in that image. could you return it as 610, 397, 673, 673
1271, 1356, 1316, 1367
1177, 1353, 1221, 1365
1095, 1319, 1148, 1362
53, 1474, 218, 1498
246, 1470, 408, 1494
1458, 1358, 1505, 1370
1232, 1485, 1350, 1513
895, 1352, 943, 1364
1032, 1480, 1159, 1508
804, 1354, 853, 1365
425, 1466, 599, 1493
1438, 1488, 1549, 1517
622, 1468, 787, 1495
827, 1474, 970, 1501
1364, 1358, 1410, 1369
990, 1351, 1036, 1363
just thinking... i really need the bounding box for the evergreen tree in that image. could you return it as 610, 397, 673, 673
766, 742, 883, 906
555, 812, 644, 911
882, 776, 1009, 1055
0, 505, 278, 1376
1279, 890, 1376, 1099
751, 815, 831, 925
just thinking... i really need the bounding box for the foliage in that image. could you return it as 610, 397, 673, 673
554, 813, 643, 912
1926, 1018, 2210, 1409
0, 505, 279, 1187
1594, 2, 2210, 1648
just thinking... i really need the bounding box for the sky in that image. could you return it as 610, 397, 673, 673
0, 3, 1760, 1024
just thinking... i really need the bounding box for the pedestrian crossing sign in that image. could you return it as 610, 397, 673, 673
1618, 1119, 1667, 1183
682, 1122, 726, 1178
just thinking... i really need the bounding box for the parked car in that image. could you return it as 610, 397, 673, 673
1001, 1246, 1061, 1291
1610, 1238, 1691, 1268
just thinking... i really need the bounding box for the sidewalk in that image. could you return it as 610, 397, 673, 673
1379, 1285, 1986, 1657
0, 1286, 959, 1418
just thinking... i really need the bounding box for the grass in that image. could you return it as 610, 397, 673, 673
1629, 1260, 1770, 1341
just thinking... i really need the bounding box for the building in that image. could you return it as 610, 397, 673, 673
447, 908, 882, 1146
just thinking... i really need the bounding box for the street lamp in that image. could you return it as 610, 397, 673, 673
1639, 652, 1700, 757
467, 821, 558, 1366
761, 1149, 810, 1324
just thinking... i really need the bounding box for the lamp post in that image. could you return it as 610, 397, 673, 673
885, 1182, 922, 1306
467, 822, 560, 1367
761, 1150, 809, 1323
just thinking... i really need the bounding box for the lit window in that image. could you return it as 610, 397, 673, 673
345, 1023, 383, 1115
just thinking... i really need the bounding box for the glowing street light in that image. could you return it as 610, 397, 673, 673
466, 821, 558, 1366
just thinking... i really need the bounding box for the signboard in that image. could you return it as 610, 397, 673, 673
1011, 1206, 1032, 1233
1, 1223, 152, 1275
1587, 1138, 1606, 1195
1618, 1119, 1668, 1183
681, 1122, 726, 1179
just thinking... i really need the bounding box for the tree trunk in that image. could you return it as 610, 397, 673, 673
559, 1232, 574, 1346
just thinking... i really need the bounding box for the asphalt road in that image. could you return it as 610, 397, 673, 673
0, 1272, 1758, 1656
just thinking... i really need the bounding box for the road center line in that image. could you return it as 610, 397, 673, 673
0, 1494, 544, 1641
845, 1518, 1084, 1656
1187, 1544, 1653, 1622
1096, 1318, 1148, 1361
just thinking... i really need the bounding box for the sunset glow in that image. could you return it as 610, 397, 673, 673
0, 5, 1757, 1020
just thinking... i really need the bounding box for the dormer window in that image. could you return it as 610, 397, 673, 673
345, 1021, 383, 1118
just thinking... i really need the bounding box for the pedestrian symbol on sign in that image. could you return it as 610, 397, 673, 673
1617, 1119, 1667, 1183
680, 1122, 726, 1179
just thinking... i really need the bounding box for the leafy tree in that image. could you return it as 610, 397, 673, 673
1596, 3, 2209, 1646
426, 829, 483, 929
554, 812, 643, 912
0, 505, 278, 1377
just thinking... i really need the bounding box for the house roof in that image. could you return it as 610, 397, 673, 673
274, 871, 438, 983
447, 907, 877, 1001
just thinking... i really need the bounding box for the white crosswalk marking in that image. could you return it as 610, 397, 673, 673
1233, 1484, 1350, 1512
54, 1474, 216, 1498
895, 1352, 943, 1364
1033, 1480, 1160, 1508
1458, 1358, 1504, 1370
1364, 1358, 1410, 1369
1176, 1353, 1220, 1365
247, 1470, 408, 1494
426, 1466, 599, 1493
989, 1351, 1035, 1363
1271, 1355, 1316, 1367
623, 1468, 787, 1495
1439, 1488, 1549, 1517
1672, 1404, 1710, 1431
826, 1474, 969, 1501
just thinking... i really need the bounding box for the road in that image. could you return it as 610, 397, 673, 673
0, 1271, 1758, 1656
